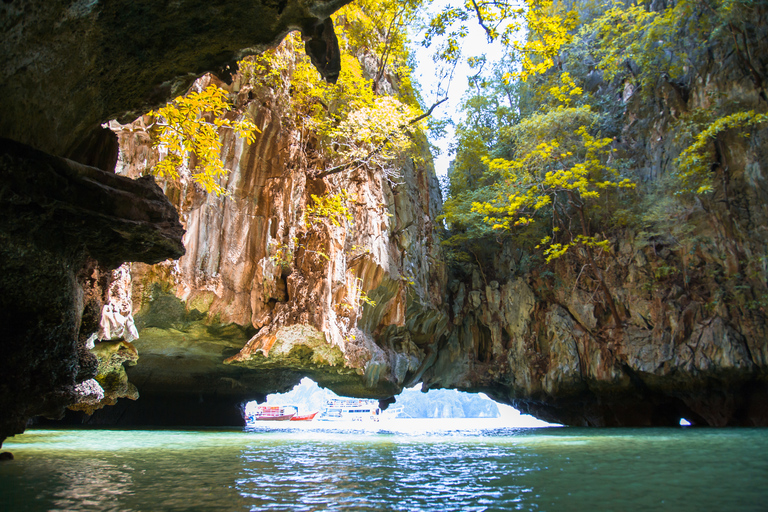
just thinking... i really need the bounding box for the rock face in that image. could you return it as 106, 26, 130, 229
69, 339, 140, 415
74, 16, 767, 429
0, 0, 350, 159
78, 62, 447, 426
426, 240, 768, 426
3, 0, 766, 436
0, 138, 184, 443
422, 13, 768, 427
0, 0, 352, 445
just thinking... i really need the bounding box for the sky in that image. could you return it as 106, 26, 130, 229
409, 1, 511, 181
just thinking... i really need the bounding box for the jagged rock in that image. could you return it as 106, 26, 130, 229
303, 17, 342, 83
421, 25, 768, 426
98, 265, 140, 342
0, 0, 355, 445
0, 138, 185, 445
4, 0, 766, 434
72, 60, 446, 425
71, 379, 105, 409
70, 340, 140, 415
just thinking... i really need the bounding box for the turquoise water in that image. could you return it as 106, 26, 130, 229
1, 423, 767, 511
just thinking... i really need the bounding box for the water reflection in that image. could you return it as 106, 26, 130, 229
2, 428, 767, 511
42, 457, 135, 512
235, 431, 548, 511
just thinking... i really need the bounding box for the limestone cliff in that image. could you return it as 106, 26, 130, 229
427, 2, 768, 426
0, 0, 355, 446
77, 3, 768, 428
83, 47, 447, 425
4, 0, 767, 438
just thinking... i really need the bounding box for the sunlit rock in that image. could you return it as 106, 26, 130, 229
75, 58, 447, 424
0, 0, 353, 445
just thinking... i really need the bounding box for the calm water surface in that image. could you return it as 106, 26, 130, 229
1, 421, 766, 511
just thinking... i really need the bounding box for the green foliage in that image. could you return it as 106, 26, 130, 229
675, 110, 768, 194
238, 50, 292, 91
580, 2, 686, 92
338, 280, 377, 311
424, 0, 578, 81
580, 0, 765, 96
445, 0, 768, 252
234, 0, 429, 183
276, 1, 426, 179
304, 190, 354, 228
148, 84, 259, 196
654, 264, 680, 281
576, 0, 768, 196
511, 0, 580, 81
436, 0, 768, 332
440, 60, 523, 250
268, 242, 294, 267
355, 277, 378, 307
470, 104, 634, 260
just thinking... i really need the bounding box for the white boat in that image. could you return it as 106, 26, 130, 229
317, 398, 381, 422
380, 405, 406, 419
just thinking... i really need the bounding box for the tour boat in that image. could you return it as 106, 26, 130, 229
289, 411, 319, 421
248, 405, 298, 421
317, 398, 381, 421
380, 405, 405, 419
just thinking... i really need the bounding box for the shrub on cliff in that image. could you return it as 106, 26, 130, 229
147, 84, 259, 196
440, 0, 768, 328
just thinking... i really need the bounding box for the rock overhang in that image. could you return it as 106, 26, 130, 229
0, 0, 351, 159
0, 0, 355, 444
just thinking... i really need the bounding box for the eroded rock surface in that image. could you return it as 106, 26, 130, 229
84, 25, 768, 428
0, 139, 184, 443
0, 0, 353, 446
78, 62, 446, 425
422, 23, 768, 427
69, 340, 140, 415
4, 0, 766, 435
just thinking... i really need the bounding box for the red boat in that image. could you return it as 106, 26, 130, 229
248, 405, 297, 421
289, 411, 319, 421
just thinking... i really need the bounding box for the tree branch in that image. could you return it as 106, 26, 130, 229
314, 98, 448, 179
470, 0, 495, 42
409, 97, 449, 125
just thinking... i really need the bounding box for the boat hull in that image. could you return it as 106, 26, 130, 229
290, 412, 319, 421
247, 405, 298, 422
253, 414, 295, 421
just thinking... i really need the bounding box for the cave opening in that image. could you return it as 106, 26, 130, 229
243, 377, 559, 428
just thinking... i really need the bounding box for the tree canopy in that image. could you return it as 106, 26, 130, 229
436, 0, 767, 327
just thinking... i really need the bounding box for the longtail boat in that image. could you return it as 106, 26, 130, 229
289, 411, 319, 421
248, 405, 297, 421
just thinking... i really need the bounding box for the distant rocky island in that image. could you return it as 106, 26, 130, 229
254, 378, 500, 419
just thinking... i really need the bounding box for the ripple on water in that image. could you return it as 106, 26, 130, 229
1, 427, 767, 512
